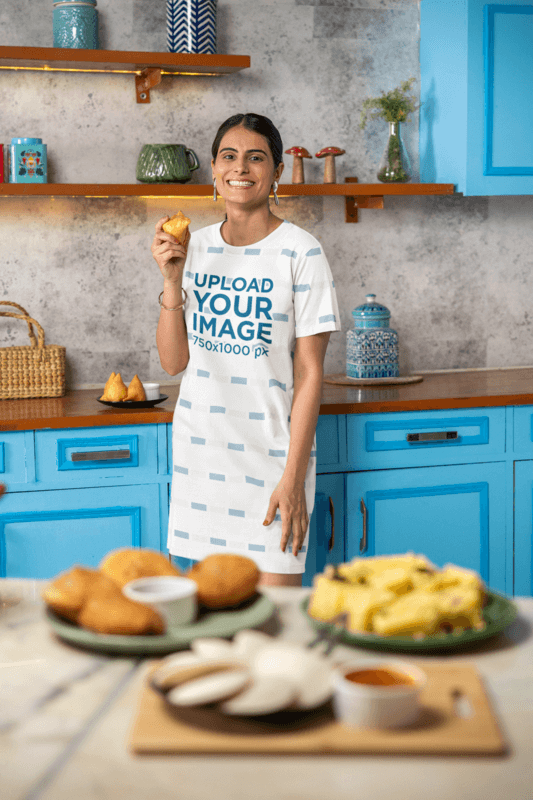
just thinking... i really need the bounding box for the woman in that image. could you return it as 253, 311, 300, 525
151, 113, 340, 587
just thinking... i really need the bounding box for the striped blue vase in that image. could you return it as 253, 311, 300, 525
166, 0, 217, 54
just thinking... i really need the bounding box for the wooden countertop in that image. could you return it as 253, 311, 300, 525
2, 368, 533, 431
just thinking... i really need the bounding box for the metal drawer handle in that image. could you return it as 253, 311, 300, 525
360, 498, 368, 554
328, 496, 335, 552
71, 449, 131, 462
406, 431, 458, 443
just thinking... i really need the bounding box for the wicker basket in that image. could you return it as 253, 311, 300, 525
0, 301, 66, 399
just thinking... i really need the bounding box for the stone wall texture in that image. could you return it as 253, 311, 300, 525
0, 0, 529, 387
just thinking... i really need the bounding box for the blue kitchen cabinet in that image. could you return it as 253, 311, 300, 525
0, 424, 171, 579
514, 461, 533, 596
420, 0, 533, 195
302, 472, 345, 587
0, 483, 163, 579
345, 461, 507, 593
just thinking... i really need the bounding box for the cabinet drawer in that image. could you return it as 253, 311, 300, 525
316, 415, 342, 468
347, 408, 506, 470
512, 406, 533, 455
0, 431, 32, 488
34, 425, 159, 487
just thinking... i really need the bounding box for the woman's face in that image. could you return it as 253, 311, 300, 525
211, 125, 283, 210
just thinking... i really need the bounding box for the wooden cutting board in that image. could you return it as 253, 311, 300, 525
128, 662, 508, 756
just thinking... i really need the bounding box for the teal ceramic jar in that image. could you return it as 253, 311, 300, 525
53, 0, 99, 49
9, 138, 47, 183
346, 293, 400, 379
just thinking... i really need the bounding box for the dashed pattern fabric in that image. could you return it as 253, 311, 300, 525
168, 219, 340, 573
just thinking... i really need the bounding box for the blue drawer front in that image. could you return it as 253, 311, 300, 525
0, 484, 161, 578
316, 415, 342, 468
34, 425, 158, 487
512, 405, 533, 455
347, 408, 505, 469
0, 431, 33, 488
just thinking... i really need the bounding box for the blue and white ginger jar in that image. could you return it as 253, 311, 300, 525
346, 293, 400, 379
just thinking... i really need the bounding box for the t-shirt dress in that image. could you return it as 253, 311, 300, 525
167, 219, 341, 573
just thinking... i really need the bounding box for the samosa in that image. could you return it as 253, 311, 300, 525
125, 374, 146, 402
100, 371, 116, 401
107, 373, 128, 402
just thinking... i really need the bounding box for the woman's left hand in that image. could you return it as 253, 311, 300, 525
263, 476, 309, 557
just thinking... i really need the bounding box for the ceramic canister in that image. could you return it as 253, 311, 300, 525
166, 0, 217, 54
346, 294, 399, 379
53, 0, 99, 49
9, 138, 47, 183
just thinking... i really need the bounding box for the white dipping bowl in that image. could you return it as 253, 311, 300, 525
122, 576, 197, 629
332, 660, 426, 730
143, 382, 160, 400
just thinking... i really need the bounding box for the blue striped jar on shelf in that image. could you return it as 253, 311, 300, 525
166, 0, 217, 54
346, 294, 400, 379
53, 0, 99, 49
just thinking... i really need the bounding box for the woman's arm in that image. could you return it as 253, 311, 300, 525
263, 331, 331, 556
152, 217, 191, 375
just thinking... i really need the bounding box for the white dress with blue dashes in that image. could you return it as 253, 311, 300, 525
167, 220, 341, 574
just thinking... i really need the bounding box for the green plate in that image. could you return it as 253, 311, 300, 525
301, 590, 518, 653
46, 593, 276, 656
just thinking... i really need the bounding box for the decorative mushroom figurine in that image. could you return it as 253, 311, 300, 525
315, 146, 345, 184
284, 146, 312, 184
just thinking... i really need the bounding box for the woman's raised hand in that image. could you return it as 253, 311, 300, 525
151, 216, 191, 284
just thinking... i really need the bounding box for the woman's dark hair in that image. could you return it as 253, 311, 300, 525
211, 113, 284, 167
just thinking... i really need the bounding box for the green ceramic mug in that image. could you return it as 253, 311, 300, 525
136, 144, 200, 183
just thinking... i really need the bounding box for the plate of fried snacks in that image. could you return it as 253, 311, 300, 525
303, 553, 518, 653
43, 550, 275, 656
97, 372, 168, 408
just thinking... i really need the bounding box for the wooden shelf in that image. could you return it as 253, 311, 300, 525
0, 180, 456, 222
0, 45, 250, 102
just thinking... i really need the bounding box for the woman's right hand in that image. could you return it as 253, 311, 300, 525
151, 216, 191, 284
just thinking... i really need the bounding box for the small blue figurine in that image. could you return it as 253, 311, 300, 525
346, 294, 400, 379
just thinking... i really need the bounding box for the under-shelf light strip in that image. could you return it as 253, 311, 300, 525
0, 65, 221, 76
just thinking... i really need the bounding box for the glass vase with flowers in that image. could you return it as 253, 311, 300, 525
359, 78, 419, 183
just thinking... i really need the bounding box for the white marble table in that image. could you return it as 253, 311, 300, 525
1, 581, 532, 800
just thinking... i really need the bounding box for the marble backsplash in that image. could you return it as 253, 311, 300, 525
0, 0, 531, 387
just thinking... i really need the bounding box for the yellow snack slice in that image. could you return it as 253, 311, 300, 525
372, 591, 441, 637
125, 374, 146, 402
343, 586, 397, 633
107, 373, 128, 402
307, 573, 347, 622
100, 372, 116, 401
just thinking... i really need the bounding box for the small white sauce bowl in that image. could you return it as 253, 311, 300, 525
143, 382, 160, 400
122, 576, 197, 629
332, 659, 427, 730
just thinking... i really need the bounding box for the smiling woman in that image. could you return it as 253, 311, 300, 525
151, 113, 341, 587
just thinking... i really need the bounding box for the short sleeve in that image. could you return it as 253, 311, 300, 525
292, 240, 341, 338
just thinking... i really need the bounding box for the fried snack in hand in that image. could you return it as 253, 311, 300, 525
125, 374, 146, 402
162, 211, 191, 245
42, 566, 118, 623
77, 588, 165, 635
106, 373, 128, 402
100, 372, 116, 401
187, 553, 260, 608
99, 547, 182, 589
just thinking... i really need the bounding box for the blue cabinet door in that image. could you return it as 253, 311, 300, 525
514, 461, 533, 596
0, 484, 162, 579
302, 473, 345, 587
346, 462, 507, 593
420, 0, 533, 195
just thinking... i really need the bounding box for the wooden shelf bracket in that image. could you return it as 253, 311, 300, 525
345, 177, 384, 223
135, 68, 162, 103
